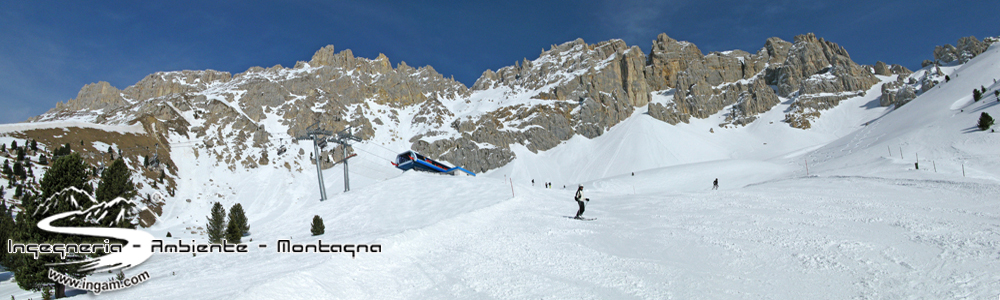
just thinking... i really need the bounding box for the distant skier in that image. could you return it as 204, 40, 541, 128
712, 178, 719, 190
574, 185, 589, 219
532, 179, 535, 186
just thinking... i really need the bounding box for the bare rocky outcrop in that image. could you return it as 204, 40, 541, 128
648, 33, 877, 129
935, 36, 989, 64
55, 81, 128, 111
873, 61, 891, 76
879, 76, 917, 107
645, 33, 704, 90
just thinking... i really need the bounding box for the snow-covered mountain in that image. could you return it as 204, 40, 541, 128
1, 34, 999, 299
28, 33, 985, 175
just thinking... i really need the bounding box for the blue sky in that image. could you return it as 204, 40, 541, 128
1, 0, 997, 123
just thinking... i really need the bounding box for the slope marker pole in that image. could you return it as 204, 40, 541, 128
510, 178, 515, 198
805, 158, 809, 176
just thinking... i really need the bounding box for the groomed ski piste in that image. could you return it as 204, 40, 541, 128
2, 44, 1000, 299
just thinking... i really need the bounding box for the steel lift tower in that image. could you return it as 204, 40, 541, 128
297, 122, 363, 200
331, 127, 362, 192
297, 122, 333, 201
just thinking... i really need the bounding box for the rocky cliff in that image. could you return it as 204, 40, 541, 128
31, 32, 905, 173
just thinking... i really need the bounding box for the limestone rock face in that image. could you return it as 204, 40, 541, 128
30, 32, 900, 173
889, 64, 912, 76
473, 38, 651, 106
424, 38, 650, 170
648, 33, 876, 129
935, 36, 988, 64
670, 50, 772, 123
873, 61, 891, 76
124, 70, 232, 102
773, 33, 878, 97
879, 76, 917, 107
768, 34, 878, 128
645, 33, 704, 90
58, 81, 127, 111
934, 44, 960, 63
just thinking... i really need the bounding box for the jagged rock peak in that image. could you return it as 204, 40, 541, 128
645, 33, 703, 90
57, 81, 127, 111
934, 36, 989, 64
471, 38, 632, 92
873, 61, 891, 76
309, 45, 356, 67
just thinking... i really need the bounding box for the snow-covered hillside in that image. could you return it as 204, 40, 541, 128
2, 41, 1000, 299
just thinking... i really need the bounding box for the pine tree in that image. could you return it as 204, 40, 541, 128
1, 143, 5, 152
16, 147, 25, 162
39, 153, 91, 199
159, 170, 165, 183
945, 75, 950, 82
12, 161, 24, 179
12, 154, 94, 298
143, 155, 149, 168
95, 159, 137, 228
10, 141, 16, 150
311, 215, 325, 236
53, 143, 72, 158
228, 203, 248, 236
41, 286, 52, 300
206, 202, 226, 243
973, 89, 982, 102
2, 160, 10, 177
38, 154, 47, 165
978, 112, 995, 131
96, 159, 136, 202
0, 202, 14, 264
29, 140, 37, 152
225, 220, 241, 243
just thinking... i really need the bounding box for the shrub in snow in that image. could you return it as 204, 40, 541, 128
311, 215, 325, 236
978, 112, 994, 131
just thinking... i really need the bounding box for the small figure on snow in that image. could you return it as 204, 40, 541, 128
574, 185, 589, 219
532, 179, 535, 186
712, 178, 719, 190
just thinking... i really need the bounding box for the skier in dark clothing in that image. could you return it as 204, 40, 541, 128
712, 178, 719, 190
574, 186, 589, 219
